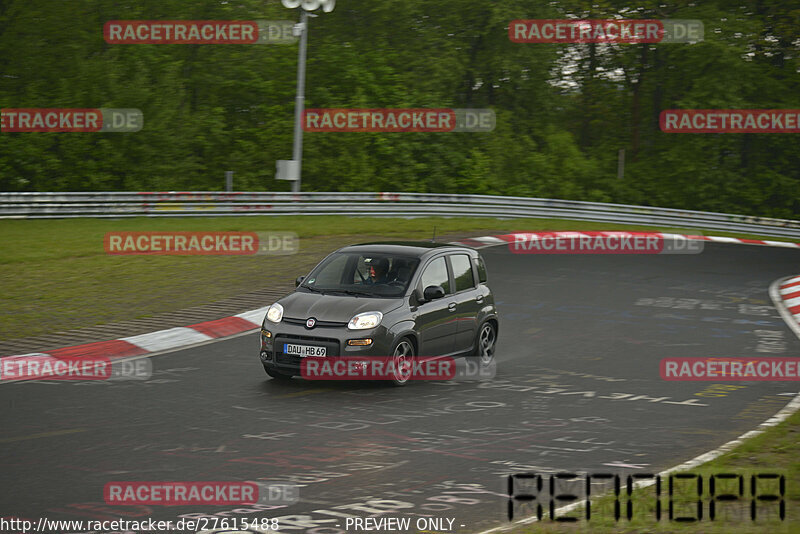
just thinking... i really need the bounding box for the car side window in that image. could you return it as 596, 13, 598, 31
450, 254, 475, 292
420, 256, 451, 294
475, 255, 488, 283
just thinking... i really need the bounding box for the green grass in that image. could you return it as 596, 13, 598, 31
0, 215, 797, 340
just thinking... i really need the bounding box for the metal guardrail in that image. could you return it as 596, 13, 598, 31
1, 191, 799, 238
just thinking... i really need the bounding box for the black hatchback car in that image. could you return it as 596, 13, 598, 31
259, 242, 498, 385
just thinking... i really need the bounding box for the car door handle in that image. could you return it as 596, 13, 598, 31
448, 302, 457, 312
476, 295, 484, 303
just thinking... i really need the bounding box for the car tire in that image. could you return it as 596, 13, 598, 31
264, 365, 293, 380
472, 321, 497, 367
390, 337, 416, 387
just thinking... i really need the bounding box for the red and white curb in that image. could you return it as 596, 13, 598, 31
450, 231, 800, 250
771, 275, 800, 339
778, 275, 800, 317
0, 306, 269, 370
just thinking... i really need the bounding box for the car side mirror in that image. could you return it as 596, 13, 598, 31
423, 285, 445, 302
295, 276, 305, 287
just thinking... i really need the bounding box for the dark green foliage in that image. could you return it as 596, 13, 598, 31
0, 0, 797, 217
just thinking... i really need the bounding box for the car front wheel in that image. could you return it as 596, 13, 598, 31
390, 338, 416, 386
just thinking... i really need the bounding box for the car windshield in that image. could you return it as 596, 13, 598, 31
299, 252, 420, 298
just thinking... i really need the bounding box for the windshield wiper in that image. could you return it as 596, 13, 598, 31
300, 284, 323, 293
327, 289, 373, 297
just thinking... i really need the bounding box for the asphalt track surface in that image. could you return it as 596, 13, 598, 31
2, 242, 800, 533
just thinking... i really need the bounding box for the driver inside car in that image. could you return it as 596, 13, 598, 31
366, 258, 390, 284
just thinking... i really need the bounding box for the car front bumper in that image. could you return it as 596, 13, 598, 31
259, 321, 394, 376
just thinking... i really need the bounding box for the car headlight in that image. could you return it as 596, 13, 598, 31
348, 311, 383, 330
266, 303, 284, 323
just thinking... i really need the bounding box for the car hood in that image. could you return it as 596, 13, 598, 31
279, 291, 405, 322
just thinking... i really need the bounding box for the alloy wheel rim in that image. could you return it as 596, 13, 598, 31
393, 341, 413, 382
479, 324, 495, 365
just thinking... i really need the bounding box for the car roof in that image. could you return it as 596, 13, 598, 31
337, 241, 475, 258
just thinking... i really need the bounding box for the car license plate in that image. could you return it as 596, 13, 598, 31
284, 343, 326, 357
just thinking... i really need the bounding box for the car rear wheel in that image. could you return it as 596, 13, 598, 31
264, 365, 293, 380
473, 322, 496, 366
390, 338, 416, 386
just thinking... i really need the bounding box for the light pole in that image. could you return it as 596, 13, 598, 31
290, 9, 308, 193
278, 0, 335, 193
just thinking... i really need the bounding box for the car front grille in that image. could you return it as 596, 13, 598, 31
283, 317, 348, 328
